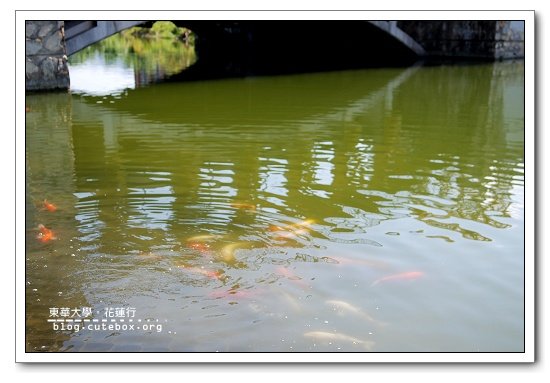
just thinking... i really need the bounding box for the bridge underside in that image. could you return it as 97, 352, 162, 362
64, 21, 148, 56
63, 20, 422, 80
168, 21, 421, 80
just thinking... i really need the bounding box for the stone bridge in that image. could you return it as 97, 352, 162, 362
25, 20, 524, 91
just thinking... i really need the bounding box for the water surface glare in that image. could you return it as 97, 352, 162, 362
25, 61, 524, 352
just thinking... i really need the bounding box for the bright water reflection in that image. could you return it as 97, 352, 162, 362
69, 53, 136, 96
25, 60, 524, 352
68, 22, 197, 96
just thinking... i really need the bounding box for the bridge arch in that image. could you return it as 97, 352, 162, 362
64, 21, 149, 56
61, 20, 427, 83
64, 20, 425, 58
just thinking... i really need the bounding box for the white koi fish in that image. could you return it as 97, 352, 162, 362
304, 331, 375, 351
269, 219, 315, 233
370, 271, 425, 287
187, 234, 223, 242
274, 287, 303, 312
219, 242, 247, 263
325, 300, 386, 326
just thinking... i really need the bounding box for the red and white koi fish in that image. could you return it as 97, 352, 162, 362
36, 224, 56, 243
370, 271, 424, 287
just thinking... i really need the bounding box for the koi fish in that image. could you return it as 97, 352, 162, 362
275, 287, 303, 312
275, 266, 308, 288
325, 300, 385, 326
187, 234, 222, 242
269, 219, 315, 232
219, 242, 247, 263
275, 266, 301, 280
285, 219, 315, 230
291, 219, 315, 228
188, 241, 210, 253
268, 224, 285, 232
42, 200, 57, 212
370, 271, 424, 287
230, 202, 256, 211
274, 228, 310, 240
273, 231, 298, 240
304, 331, 375, 351
36, 224, 56, 243
270, 219, 315, 241
178, 265, 223, 280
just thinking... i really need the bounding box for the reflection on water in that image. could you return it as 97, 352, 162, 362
25, 60, 524, 352
68, 22, 197, 95
68, 53, 136, 96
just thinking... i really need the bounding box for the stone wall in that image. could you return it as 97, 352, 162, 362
397, 21, 525, 60
26, 21, 70, 91
495, 21, 524, 59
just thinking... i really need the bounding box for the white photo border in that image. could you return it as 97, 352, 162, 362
16, 9, 535, 363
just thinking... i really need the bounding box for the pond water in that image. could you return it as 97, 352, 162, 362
25, 53, 524, 352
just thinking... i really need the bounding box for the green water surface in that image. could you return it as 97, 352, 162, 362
25, 59, 524, 352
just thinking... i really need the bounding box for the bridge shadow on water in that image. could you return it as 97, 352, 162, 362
164, 20, 419, 82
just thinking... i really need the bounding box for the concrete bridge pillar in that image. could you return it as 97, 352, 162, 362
25, 21, 70, 91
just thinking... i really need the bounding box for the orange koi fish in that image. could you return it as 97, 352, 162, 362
188, 241, 210, 253
36, 224, 56, 243
43, 200, 57, 212
370, 271, 424, 287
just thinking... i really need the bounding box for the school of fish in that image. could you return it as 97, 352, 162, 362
31, 196, 428, 351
